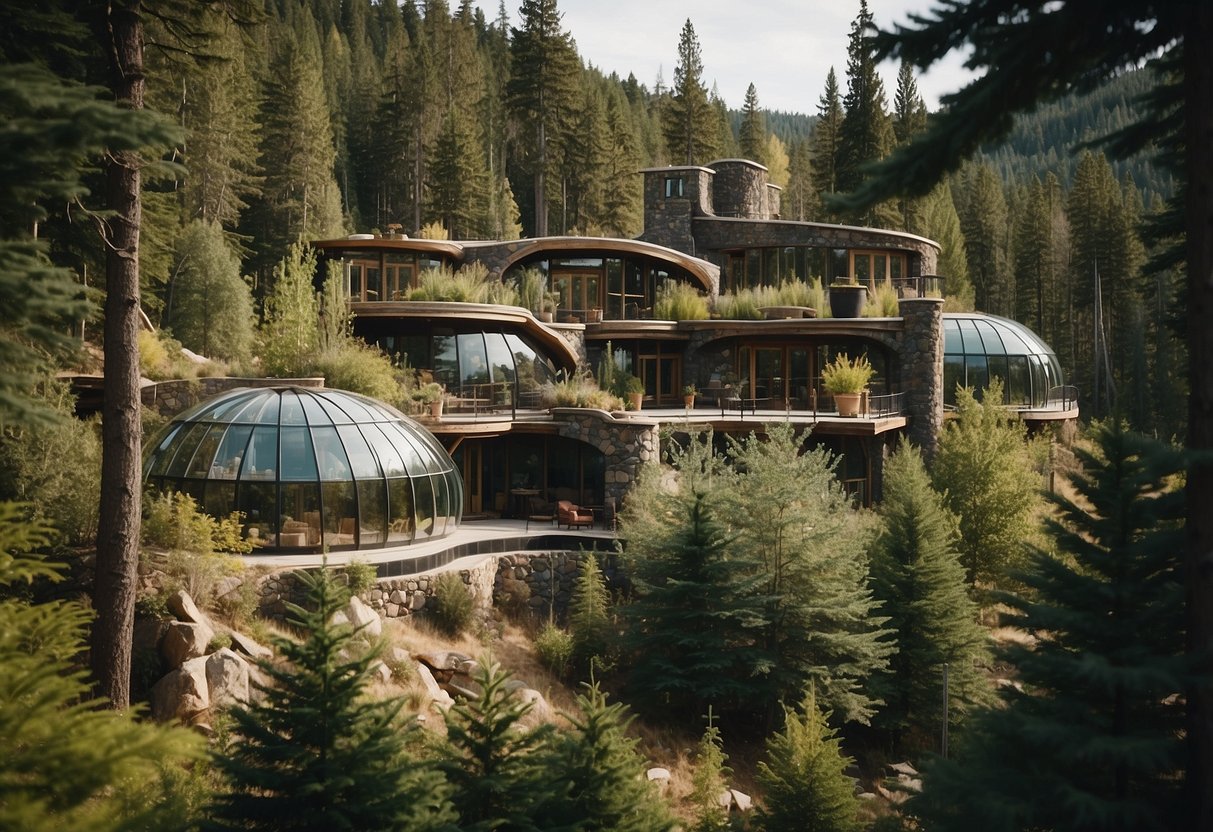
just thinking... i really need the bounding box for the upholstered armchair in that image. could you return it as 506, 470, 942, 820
556, 499, 594, 529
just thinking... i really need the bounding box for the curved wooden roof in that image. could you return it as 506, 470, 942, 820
492, 236, 719, 293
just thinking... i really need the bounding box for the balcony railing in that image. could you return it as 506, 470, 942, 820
1044, 385, 1080, 411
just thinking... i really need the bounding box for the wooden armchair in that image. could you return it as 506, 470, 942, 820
557, 499, 594, 530
525, 497, 556, 531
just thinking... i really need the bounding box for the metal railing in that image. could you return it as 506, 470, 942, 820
1045, 385, 1080, 411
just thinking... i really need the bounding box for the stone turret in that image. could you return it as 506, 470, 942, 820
639, 166, 714, 253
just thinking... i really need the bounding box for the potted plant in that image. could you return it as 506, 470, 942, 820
623, 374, 645, 411
683, 383, 698, 408
414, 382, 446, 418
828, 276, 867, 318
587, 305, 603, 323
821, 354, 873, 417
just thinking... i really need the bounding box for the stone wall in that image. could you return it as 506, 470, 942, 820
639, 167, 714, 253
142, 377, 325, 417
551, 408, 659, 502
255, 550, 615, 624
897, 298, 945, 459
710, 159, 771, 219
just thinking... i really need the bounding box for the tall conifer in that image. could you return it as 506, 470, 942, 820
739, 82, 766, 163
662, 19, 717, 165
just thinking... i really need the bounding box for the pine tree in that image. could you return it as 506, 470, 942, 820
930, 380, 1041, 596
811, 67, 844, 221
910, 424, 1188, 832
569, 551, 612, 677
600, 86, 643, 235
663, 19, 717, 165
426, 107, 489, 239
869, 439, 993, 753
689, 710, 731, 832
539, 681, 677, 832
166, 220, 255, 366
917, 180, 974, 309
837, 0, 894, 226
755, 690, 861, 832
622, 444, 769, 718
784, 137, 820, 223
957, 161, 1012, 314
723, 423, 893, 725
0, 504, 201, 832
891, 62, 927, 231
439, 658, 564, 831
507, 0, 579, 236
1011, 174, 1053, 334
259, 242, 321, 377
208, 567, 454, 831
739, 82, 766, 163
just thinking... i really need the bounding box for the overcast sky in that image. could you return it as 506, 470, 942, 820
471, 0, 974, 115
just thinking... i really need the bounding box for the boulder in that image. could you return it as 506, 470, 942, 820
205, 648, 250, 708
443, 678, 483, 700
151, 656, 209, 722
415, 663, 454, 712
167, 590, 211, 627
413, 651, 473, 675
370, 660, 392, 685
513, 687, 551, 722
161, 620, 214, 668
133, 616, 171, 654
213, 575, 243, 603
228, 629, 272, 661
344, 595, 382, 639
646, 768, 671, 790
728, 789, 752, 812
889, 761, 919, 777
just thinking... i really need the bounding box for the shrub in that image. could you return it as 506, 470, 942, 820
534, 621, 574, 677
142, 491, 251, 610
652, 282, 709, 320
821, 353, 874, 395
541, 377, 622, 411
713, 290, 764, 320
344, 559, 378, 595
429, 571, 475, 636
311, 340, 404, 408
512, 268, 551, 314
805, 276, 827, 316
863, 281, 901, 317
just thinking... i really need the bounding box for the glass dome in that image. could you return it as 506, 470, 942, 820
143, 387, 463, 553
943, 313, 1066, 408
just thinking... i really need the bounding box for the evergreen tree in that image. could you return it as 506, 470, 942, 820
784, 137, 820, 223
208, 567, 454, 831
569, 551, 612, 677
917, 180, 974, 309
259, 242, 320, 377
540, 681, 676, 832
738, 82, 766, 163
910, 424, 1188, 832
165, 220, 255, 366
1012, 174, 1054, 334
558, 81, 609, 234
869, 439, 993, 753
439, 658, 563, 831
891, 62, 927, 231
811, 67, 844, 221
723, 423, 893, 724
0, 504, 200, 832
755, 690, 861, 832
426, 107, 489, 239
600, 85, 643, 235
663, 19, 717, 165
621, 440, 768, 718
957, 161, 1012, 314
689, 710, 731, 832
931, 380, 1041, 596
507, 0, 579, 236
837, 0, 894, 226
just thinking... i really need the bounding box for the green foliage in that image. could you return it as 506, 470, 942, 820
909, 424, 1188, 831
428, 571, 475, 636
259, 242, 320, 378
821, 353, 874, 395
863, 281, 901, 317
722, 424, 892, 724
404, 264, 518, 305
542, 376, 623, 411
513, 267, 554, 314
142, 490, 250, 609
756, 690, 862, 832
569, 552, 613, 677
311, 339, 405, 408
0, 379, 100, 545
663, 19, 718, 166
343, 558, 377, 596
438, 657, 562, 830
931, 379, 1042, 594
540, 681, 676, 831
208, 567, 455, 831
689, 710, 731, 832
869, 439, 994, 752
713, 290, 765, 320
535, 620, 575, 677
0, 502, 201, 832
652, 281, 710, 320
166, 220, 255, 366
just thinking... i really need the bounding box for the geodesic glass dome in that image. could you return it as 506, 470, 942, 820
943, 313, 1066, 409
143, 387, 463, 553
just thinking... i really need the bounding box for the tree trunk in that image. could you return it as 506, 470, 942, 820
91, 0, 145, 710
1187, 1, 1213, 826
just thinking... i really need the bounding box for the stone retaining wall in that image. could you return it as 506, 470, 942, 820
142, 377, 325, 417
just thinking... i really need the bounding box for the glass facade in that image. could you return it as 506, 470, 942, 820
943, 314, 1066, 408
143, 387, 463, 553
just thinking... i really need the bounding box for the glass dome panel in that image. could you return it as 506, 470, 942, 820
143, 386, 461, 553
942, 314, 1068, 409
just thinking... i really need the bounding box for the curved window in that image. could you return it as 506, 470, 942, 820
942, 314, 1068, 408
143, 387, 462, 553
